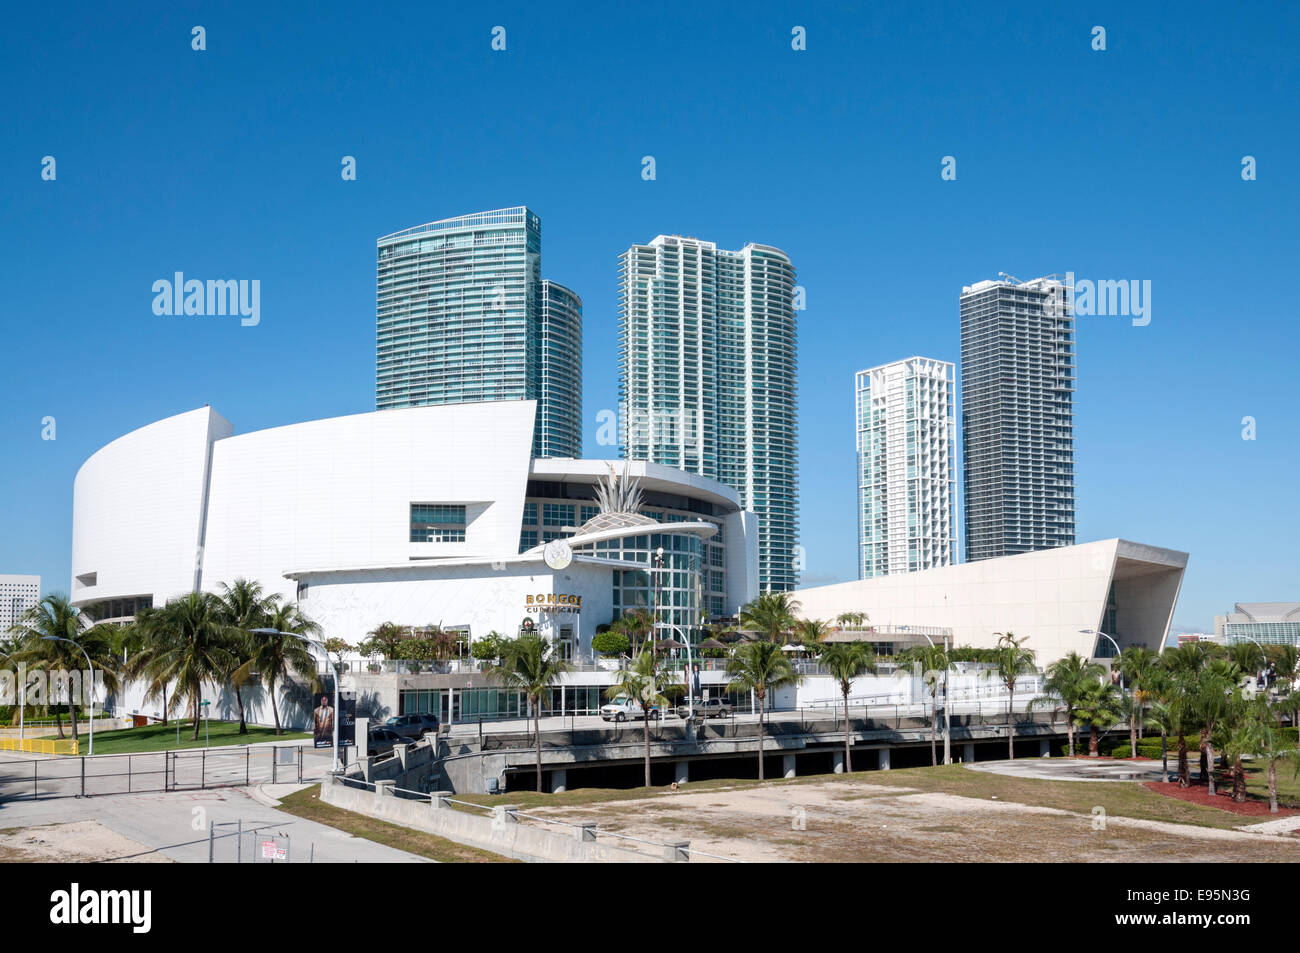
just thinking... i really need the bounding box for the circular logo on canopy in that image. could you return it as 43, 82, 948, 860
543, 539, 573, 570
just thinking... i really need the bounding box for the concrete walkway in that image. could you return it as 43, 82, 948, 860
0, 785, 430, 863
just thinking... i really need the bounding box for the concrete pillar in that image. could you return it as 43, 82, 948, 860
550, 768, 568, 793
963, 742, 975, 764
877, 748, 891, 770
429, 790, 452, 810
493, 804, 520, 826
674, 760, 690, 785
1039, 739, 1051, 758
664, 840, 690, 863
373, 780, 394, 808
831, 750, 845, 774
577, 823, 597, 843
783, 754, 797, 779
394, 744, 409, 768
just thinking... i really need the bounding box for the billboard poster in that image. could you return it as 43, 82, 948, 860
313, 683, 357, 749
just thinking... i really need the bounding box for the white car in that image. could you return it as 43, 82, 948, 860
600, 697, 661, 722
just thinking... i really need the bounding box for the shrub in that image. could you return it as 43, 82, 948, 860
591, 631, 630, 656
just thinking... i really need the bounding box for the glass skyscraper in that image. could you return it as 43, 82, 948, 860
375, 207, 581, 458
619, 235, 798, 593
959, 275, 1075, 562
856, 357, 957, 578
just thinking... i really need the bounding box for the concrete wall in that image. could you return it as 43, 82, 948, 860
321, 774, 669, 863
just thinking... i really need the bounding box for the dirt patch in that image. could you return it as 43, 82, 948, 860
1142, 782, 1300, 818
525, 777, 1300, 863
0, 821, 171, 863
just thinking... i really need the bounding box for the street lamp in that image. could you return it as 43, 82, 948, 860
1079, 628, 1121, 662
253, 628, 339, 772
41, 636, 95, 756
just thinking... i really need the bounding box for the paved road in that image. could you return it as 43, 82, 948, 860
0, 784, 429, 863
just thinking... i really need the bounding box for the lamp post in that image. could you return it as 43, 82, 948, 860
253, 628, 339, 772
0, 652, 24, 744
1079, 628, 1121, 664
41, 636, 94, 756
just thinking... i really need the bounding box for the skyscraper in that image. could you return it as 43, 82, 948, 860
959, 275, 1075, 562
856, 357, 957, 578
538, 280, 583, 458
619, 235, 798, 592
375, 207, 581, 458
0, 574, 40, 632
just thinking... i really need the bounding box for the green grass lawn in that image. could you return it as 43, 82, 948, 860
78, 720, 309, 755
278, 785, 512, 863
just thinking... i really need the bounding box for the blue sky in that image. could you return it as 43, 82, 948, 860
2, 1, 1297, 635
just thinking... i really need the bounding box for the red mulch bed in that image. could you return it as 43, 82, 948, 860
1142, 780, 1300, 818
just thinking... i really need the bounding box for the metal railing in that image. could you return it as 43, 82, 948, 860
0, 736, 79, 755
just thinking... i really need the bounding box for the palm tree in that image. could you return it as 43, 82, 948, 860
1162, 642, 1209, 677
835, 611, 869, 628
1032, 652, 1104, 758
1273, 645, 1298, 693
740, 592, 801, 643
898, 643, 950, 765
214, 578, 276, 734
488, 633, 571, 792
726, 641, 803, 780
1255, 701, 1300, 813
820, 642, 876, 771
1188, 669, 1236, 795
610, 608, 655, 658
361, 621, 409, 659
1226, 641, 1265, 683
7, 594, 121, 744
1116, 646, 1160, 739
792, 618, 830, 650
987, 635, 1036, 760
1144, 699, 1177, 782
251, 602, 322, 735
605, 649, 669, 787
1072, 679, 1123, 756
133, 592, 236, 740
1220, 702, 1263, 804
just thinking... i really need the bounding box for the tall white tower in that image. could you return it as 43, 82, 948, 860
856, 358, 957, 578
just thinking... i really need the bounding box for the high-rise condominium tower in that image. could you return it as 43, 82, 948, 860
375, 207, 581, 458
856, 357, 957, 578
619, 235, 798, 592
959, 275, 1075, 561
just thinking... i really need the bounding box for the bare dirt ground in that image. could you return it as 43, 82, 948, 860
527, 778, 1300, 863
0, 820, 173, 863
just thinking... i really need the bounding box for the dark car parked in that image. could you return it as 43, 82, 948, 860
382, 713, 440, 741
367, 726, 408, 758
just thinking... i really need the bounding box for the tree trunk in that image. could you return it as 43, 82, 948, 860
1269, 761, 1278, 813
54, 703, 65, 739
1177, 736, 1189, 788
69, 700, 80, 744
1066, 720, 1075, 758
1129, 718, 1137, 760
1160, 732, 1169, 783
1089, 724, 1099, 757
1198, 728, 1209, 787
192, 693, 201, 741
269, 677, 282, 735
929, 691, 939, 766
536, 702, 544, 793
235, 686, 247, 734
161, 684, 169, 727
757, 692, 766, 781
843, 688, 852, 773
1232, 757, 1246, 803
1205, 737, 1216, 796
1007, 684, 1015, 760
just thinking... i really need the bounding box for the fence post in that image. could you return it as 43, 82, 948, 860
237, 819, 243, 864
271, 747, 277, 784
208, 821, 214, 863
127, 755, 132, 793
33, 758, 37, 800
298, 745, 303, 784
201, 748, 206, 789
80, 756, 85, 798
246, 747, 250, 787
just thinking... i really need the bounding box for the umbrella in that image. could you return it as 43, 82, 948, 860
699, 638, 728, 650
781, 643, 805, 652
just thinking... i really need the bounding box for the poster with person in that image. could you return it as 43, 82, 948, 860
312, 691, 335, 749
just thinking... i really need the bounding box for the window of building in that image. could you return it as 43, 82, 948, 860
410, 504, 467, 542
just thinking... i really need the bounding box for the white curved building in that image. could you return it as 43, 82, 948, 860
71, 401, 758, 656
